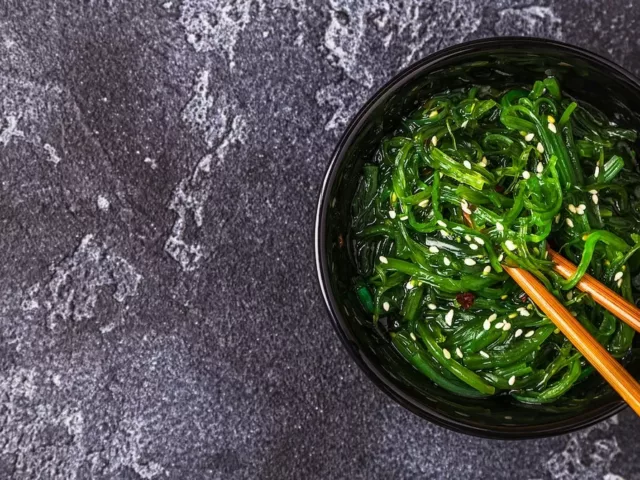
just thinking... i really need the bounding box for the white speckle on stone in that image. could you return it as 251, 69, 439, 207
97, 195, 110, 211
0, 115, 25, 146
43, 143, 61, 164
144, 157, 158, 169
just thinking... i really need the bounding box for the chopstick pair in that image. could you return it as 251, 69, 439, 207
462, 212, 640, 414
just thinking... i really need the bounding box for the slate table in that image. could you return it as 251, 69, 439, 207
2, 1, 640, 478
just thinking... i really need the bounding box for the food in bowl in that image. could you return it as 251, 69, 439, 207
349, 75, 639, 404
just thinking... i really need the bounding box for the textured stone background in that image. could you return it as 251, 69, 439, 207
1, 1, 640, 479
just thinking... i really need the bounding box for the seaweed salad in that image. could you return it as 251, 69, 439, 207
349, 76, 640, 403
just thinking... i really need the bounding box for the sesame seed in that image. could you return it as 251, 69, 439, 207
461, 120, 469, 128
464, 160, 472, 169
410, 332, 417, 341
508, 313, 518, 319
488, 314, 497, 322
589, 189, 598, 195
537, 162, 544, 174
554, 328, 560, 334
389, 210, 397, 219
391, 192, 397, 203
592, 194, 599, 204
406, 281, 414, 290
566, 218, 574, 228
555, 214, 561, 224
431, 135, 438, 146
419, 199, 430, 208
547, 115, 556, 124
464, 258, 477, 266
568, 204, 577, 213
445, 309, 454, 326
525, 133, 534, 141
443, 257, 451, 266
566, 291, 573, 300
480, 156, 488, 167
383, 302, 390, 312
518, 309, 530, 317
379, 256, 388, 264
480, 351, 490, 359
503, 322, 511, 331
428, 303, 437, 310
594, 166, 600, 177
437, 220, 447, 228
429, 246, 440, 254
495, 322, 504, 329
483, 320, 491, 330
482, 266, 491, 275
614, 271, 624, 282
617, 278, 623, 288
522, 170, 531, 180
442, 348, 451, 360
578, 203, 586, 213
508, 375, 516, 386
498, 254, 505, 262
537, 142, 544, 153
496, 222, 504, 232
456, 347, 463, 358
500, 294, 508, 300
475, 237, 485, 245
515, 329, 523, 338
464, 234, 472, 242
429, 110, 438, 118
505, 240, 517, 251
460, 200, 472, 215
399, 215, 408, 221
439, 172, 444, 178
440, 230, 448, 238
525, 330, 535, 338
470, 244, 478, 251
548, 122, 557, 133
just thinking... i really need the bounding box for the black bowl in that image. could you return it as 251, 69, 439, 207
315, 37, 640, 439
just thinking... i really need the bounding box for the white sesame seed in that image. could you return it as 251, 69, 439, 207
518, 309, 531, 317
537, 142, 544, 153
383, 302, 390, 312
505, 240, 517, 251
480, 351, 490, 359
379, 256, 388, 264
568, 204, 577, 213
594, 166, 600, 177
406, 281, 414, 290
578, 204, 586, 213
462, 205, 473, 215
614, 271, 624, 282
495, 222, 504, 232
480, 156, 488, 167
461, 120, 469, 128
483, 320, 491, 330
445, 309, 454, 326
464, 160, 472, 169
547, 115, 556, 124
508, 375, 516, 386
522, 170, 531, 180
589, 189, 598, 195
503, 322, 511, 331
483, 266, 491, 275
475, 237, 485, 245
488, 314, 497, 322
437, 220, 447, 228
428, 303, 437, 310
464, 258, 477, 266
536, 162, 544, 174
525, 133, 534, 141
591, 194, 599, 204
566, 218, 574, 228
443, 256, 451, 266
470, 244, 478, 251
410, 332, 417, 341
515, 329, 523, 338
429, 246, 440, 254
555, 214, 561, 224
548, 122, 557, 133
389, 210, 397, 219
443, 348, 451, 359
525, 330, 535, 338
429, 110, 438, 118
439, 172, 444, 178
419, 199, 430, 208
498, 254, 504, 262
431, 135, 438, 146
400, 215, 408, 221
495, 322, 504, 329
460, 200, 472, 215
456, 347, 463, 358
617, 278, 623, 288
464, 234, 472, 242
566, 291, 573, 300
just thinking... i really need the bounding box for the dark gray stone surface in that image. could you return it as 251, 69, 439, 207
1, 1, 640, 478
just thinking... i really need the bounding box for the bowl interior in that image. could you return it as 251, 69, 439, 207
318, 39, 640, 438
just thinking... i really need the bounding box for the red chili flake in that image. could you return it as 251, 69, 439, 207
338, 234, 345, 248
494, 184, 505, 193
518, 292, 529, 303
456, 292, 475, 310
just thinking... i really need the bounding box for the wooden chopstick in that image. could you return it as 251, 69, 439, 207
505, 266, 640, 415
548, 248, 640, 333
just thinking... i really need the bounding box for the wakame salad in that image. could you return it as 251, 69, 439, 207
350, 76, 640, 403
